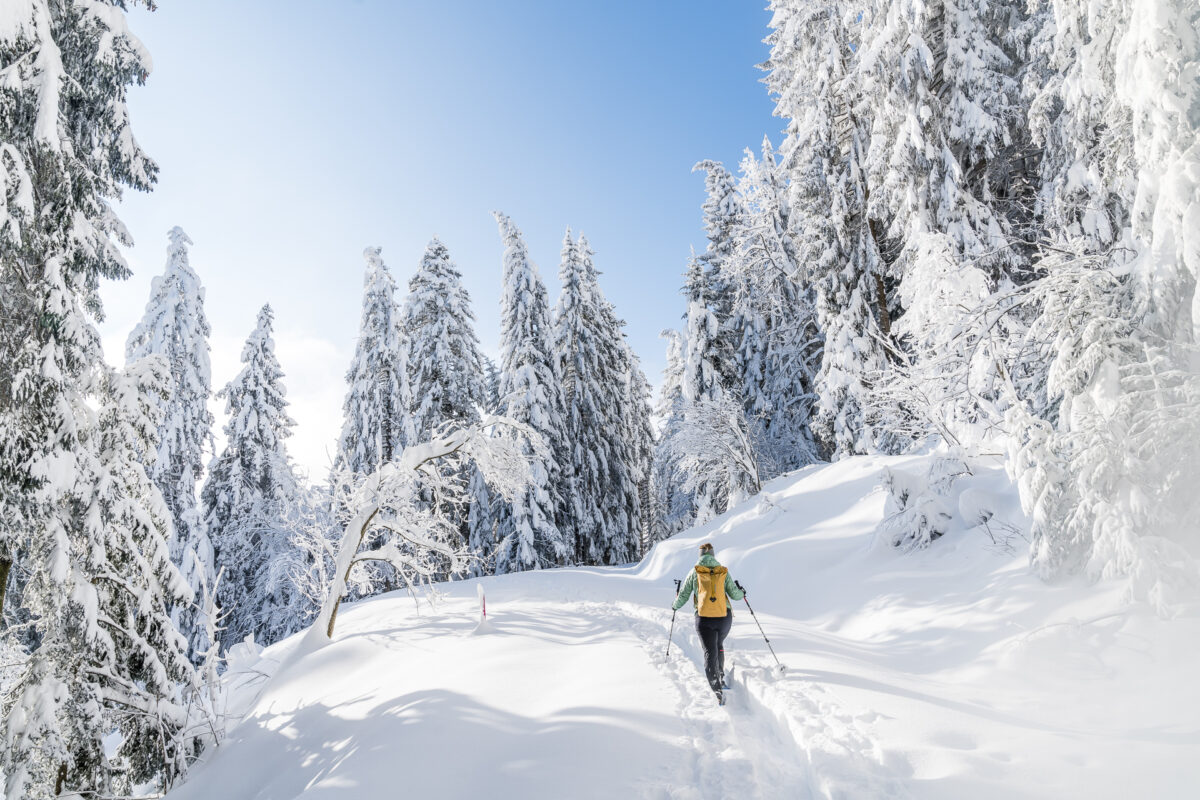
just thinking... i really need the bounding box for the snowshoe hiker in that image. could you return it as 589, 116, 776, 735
672, 542, 745, 704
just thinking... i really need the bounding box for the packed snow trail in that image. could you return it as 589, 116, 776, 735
168, 456, 1200, 800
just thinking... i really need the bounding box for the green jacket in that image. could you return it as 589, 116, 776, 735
672, 553, 744, 612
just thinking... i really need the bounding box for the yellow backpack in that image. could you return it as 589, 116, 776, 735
694, 565, 729, 617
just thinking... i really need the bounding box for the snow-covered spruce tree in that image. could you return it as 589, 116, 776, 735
856, 0, 1033, 449
762, 1, 893, 459
578, 235, 644, 564
551, 231, 647, 564
1004, 0, 1200, 610
83, 358, 205, 792
482, 354, 502, 413
1024, 0, 1132, 261
552, 230, 600, 563
0, 5, 154, 627
679, 253, 731, 522
730, 139, 820, 474
403, 238, 486, 444
5, 358, 205, 797
202, 305, 300, 649
624, 347, 656, 557
401, 238, 487, 566
691, 159, 747, 393
860, 0, 1029, 285
650, 329, 696, 541
0, 2, 210, 796
331, 247, 412, 595
334, 246, 411, 476
125, 226, 215, 658
491, 212, 568, 572
681, 253, 724, 409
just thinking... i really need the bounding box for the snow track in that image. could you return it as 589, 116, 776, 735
610, 601, 908, 800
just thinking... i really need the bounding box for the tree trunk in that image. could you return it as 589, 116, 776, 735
873, 273, 892, 336
54, 763, 67, 796
326, 516, 371, 640
0, 557, 11, 623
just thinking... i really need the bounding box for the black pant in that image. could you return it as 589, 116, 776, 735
695, 610, 733, 691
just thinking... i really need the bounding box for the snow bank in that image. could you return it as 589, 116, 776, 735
170, 454, 1200, 799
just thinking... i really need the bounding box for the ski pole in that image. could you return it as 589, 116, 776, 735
665, 578, 682, 659
735, 580, 786, 672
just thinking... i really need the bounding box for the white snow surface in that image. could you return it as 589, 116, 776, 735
170, 455, 1199, 799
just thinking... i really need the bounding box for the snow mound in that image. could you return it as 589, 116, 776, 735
170, 454, 1200, 800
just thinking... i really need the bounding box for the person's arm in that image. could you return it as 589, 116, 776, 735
725, 573, 745, 601
672, 570, 696, 611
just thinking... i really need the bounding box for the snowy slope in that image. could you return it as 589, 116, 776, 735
169, 455, 1200, 800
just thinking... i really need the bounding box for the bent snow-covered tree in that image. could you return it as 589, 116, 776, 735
306, 417, 538, 645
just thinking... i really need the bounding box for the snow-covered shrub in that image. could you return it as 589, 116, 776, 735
878, 456, 970, 551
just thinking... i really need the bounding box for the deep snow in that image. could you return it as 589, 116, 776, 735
169, 455, 1200, 799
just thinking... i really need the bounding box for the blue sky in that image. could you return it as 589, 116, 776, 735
98, 0, 781, 479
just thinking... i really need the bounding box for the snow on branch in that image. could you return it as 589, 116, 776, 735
303, 416, 539, 646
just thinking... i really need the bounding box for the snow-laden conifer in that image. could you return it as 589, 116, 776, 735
401, 238, 487, 562
552, 231, 601, 563
335, 247, 411, 475
491, 212, 568, 572
650, 329, 696, 540
1004, 0, 1200, 610
402, 238, 486, 444
731, 140, 820, 473
578, 235, 644, 564
0, 3, 207, 795
125, 226, 215, 657
680, 253, 729, 521
623, 348, 657, 557
202, 306, 299, 649
763, 0, 893, 459
856, 0, 1031, 448
551, 231, 647, 564
4, 359, 204, 797
482, 355, 502, 413
691, 160, 746, 393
